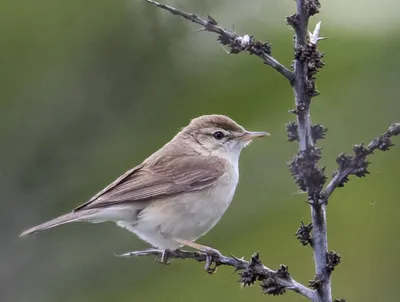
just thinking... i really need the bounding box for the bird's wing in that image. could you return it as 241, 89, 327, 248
73, 156, 226, 211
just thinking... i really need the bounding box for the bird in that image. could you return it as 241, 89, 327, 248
20, 115, 268, 261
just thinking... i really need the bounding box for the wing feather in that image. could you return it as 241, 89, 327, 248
74, 156, 225, 211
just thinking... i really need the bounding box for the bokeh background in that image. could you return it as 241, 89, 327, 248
1, 0, 399, 301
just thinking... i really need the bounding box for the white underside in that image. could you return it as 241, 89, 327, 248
116, 169, 238, 249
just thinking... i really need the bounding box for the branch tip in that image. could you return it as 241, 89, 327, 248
324, 122, 399, 198
143, 0, 292, 81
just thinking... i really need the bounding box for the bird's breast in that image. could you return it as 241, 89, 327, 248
131, 165, 239, 249
174, 168, 239, 238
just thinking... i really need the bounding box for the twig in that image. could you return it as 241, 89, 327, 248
144, 0, 293, 82
118, 249, 315, 300
324, 122, 400, 199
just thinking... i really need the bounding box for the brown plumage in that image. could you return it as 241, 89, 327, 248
73, 156, 226, 211
20, 114, 268, 250
184, 115, 245, 133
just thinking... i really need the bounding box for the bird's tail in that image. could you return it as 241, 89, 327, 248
19, 210, 98, 237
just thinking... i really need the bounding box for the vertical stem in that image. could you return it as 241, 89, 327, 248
311, 204, 331, 302
293, 0, 314, 151
292, 1, 332, 301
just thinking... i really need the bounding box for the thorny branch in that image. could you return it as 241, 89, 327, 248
296, 123, 400, 301
324, 122, 400, 199
286, 1, 333, 301
144, 0, 293, 82
118, 249, 315, 299
139, 1, 399, 302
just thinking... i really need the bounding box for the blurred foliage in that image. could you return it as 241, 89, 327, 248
1, 1, 399, 302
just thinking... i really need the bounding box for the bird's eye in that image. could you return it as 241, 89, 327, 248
213, 131, 225, 140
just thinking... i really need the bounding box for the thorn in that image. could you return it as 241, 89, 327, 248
317, 36, 330, 42
207, 15, 218, 25
292, 190, 307, 195
114, 252, 131, 257
276, 265, 290, 278
309, 21, 322, 44
114, 252, 124, 257
193, 27, 206, 33
230, 253, 244, 262
220, 44, 231, 54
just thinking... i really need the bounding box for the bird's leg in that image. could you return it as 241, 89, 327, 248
158, 249, 174, 264
174, 238, 222, 274
115, 248, 175, 264
114, 248, 163, 258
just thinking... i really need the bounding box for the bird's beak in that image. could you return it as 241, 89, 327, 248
239, 131, 270, 141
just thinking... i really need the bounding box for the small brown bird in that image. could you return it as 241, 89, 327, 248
20, 115, 268, 258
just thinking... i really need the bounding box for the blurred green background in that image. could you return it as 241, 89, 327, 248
1, 0, 399, 301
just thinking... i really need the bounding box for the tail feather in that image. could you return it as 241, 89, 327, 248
20, 210, 97, 237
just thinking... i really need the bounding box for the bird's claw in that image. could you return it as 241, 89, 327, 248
157, 249, 174, 264
203, 247, 221, 274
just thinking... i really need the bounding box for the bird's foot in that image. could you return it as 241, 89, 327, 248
203, 248, 221, 274
174, 238, 221, 274
157, 249, 174, 264
115, 248, 174, 264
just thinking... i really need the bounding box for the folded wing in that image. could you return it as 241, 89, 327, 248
74, 155, 226, 211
